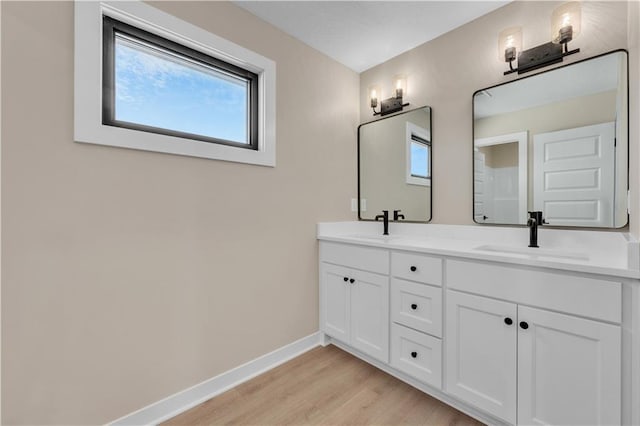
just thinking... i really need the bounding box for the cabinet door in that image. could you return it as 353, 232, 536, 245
320, 263, 351, 343
517, 306, 621, 426
445, 291, 517, 424
350, 269, 389, 363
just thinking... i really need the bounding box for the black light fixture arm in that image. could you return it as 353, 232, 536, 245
503, 42, 580, 76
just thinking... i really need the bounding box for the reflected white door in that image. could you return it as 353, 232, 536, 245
474, 151, 488, 222
533, 122, 615, 226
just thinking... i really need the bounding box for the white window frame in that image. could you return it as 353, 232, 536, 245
405, 122, 431, 187
74, 1, 276, 167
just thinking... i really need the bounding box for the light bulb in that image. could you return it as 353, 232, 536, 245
551, 2, 581, 44
505, 35, 514, 48
498, 27, 522, 62
369, 85, 380, 109
393, 74, 406, 99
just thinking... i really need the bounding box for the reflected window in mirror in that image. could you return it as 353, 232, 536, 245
407, 122, 431, 186
359, 107, 432, 223
472, 50, 628, 229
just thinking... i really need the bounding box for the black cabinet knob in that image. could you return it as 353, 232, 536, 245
349, 278, 355, 284
343, 277, 348, 282
411, 303, 418, 310
520, 321, 529, 330
504, 317, 513, 325
411, 351, 417, 358
410, 266, 417, 272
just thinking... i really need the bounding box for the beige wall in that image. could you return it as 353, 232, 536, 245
478, 142, 518, 169
360, 108, 431, 221
360, 1, 631, 227
1, 1, 358, 424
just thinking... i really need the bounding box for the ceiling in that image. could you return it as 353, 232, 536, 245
234, 1, 510, 73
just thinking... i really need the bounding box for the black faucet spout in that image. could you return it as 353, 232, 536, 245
375, 210, 389, 235
527, 211, 544, 248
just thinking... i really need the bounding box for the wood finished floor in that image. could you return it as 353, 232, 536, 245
162, 344, 485, 426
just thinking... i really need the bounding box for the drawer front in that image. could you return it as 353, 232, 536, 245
391, 323, 442, 389
320, 241, 389, 275
391, 251, 442, 285
446, 259, 621, 324
391, 278, 442, 337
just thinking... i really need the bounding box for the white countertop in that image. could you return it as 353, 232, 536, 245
317, 222, 640, 279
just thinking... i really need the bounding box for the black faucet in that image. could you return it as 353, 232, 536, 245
527, 211, 544, 248
375, 210, 389, 235
393, 210, 405, 221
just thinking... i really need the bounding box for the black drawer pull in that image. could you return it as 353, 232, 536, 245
520, 321, 529, 330
411, 351, 417, 358
504, 317, 513, 325
349, 278, 355, 284
410, 266, 417, 272
343, 277, 348, 282
411, 303, 418, 310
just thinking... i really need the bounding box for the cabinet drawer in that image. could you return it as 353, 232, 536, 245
320, 241, 389, 275
391, 323, 442, 389
391, 251, 442, 285
446, 259, 621, 323
391, 278, 442, 337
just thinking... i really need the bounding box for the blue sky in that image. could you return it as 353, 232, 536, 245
411, 142, 429, 178
115, 36, 248, 144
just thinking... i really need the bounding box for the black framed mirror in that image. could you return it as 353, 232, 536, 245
358, 106, 432, 223
473, 50, 628, 228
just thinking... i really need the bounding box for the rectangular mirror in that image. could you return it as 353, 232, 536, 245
359, 107, 432, 222
473, 50, 628, 228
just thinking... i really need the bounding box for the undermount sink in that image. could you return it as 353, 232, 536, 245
474, 244, 589, 261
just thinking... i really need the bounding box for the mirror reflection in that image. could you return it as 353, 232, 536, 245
359, 107, 432, 222
473, 50, 628, 228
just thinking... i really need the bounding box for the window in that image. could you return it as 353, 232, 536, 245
406, 122, 431, 186
75, 1, 276, 166
103, 16, 258, 150
410, 136, 430, 179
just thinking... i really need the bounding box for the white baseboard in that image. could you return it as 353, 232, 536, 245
109, 332, 322, 425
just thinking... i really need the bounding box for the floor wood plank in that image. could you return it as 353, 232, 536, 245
162, 345, 485, 425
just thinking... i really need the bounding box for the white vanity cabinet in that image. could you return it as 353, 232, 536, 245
446, 260, 622, 426
317, 229, 633, 426
389, 251, 443, 388
319, 242, 390, 363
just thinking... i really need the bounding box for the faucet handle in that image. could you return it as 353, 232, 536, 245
375, 210, 389, 221
528, 211, 544, 221
393, 209, 405, 221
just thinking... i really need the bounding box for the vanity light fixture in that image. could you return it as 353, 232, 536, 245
502, 1, 581, 75
372, 75, 409, 116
